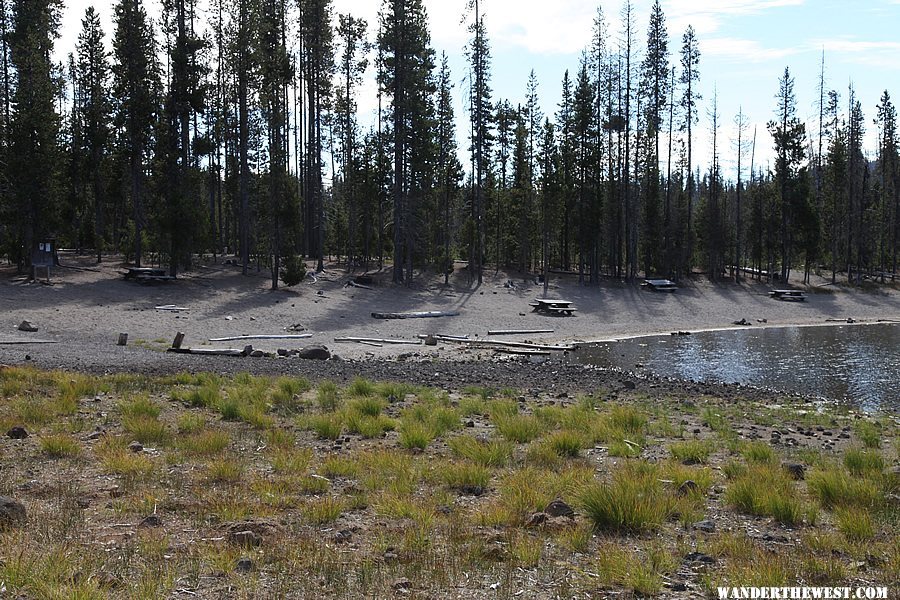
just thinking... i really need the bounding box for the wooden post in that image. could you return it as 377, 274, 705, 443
172, 332, 185, 349
117, 333, 128, 346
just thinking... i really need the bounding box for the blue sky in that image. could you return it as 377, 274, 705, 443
59, 0, 898, 178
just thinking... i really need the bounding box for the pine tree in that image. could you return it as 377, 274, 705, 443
767, 67, 807, 282
679, 25, 700, 274
112, 0, 160, 268
8, 0, 63, 276
436, 53, 461, 283
74, 8, 111, 263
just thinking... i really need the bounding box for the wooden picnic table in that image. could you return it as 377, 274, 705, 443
643, 279, 678, 292
123, 267, 175, 283
530, 298, 578, 316
769, 289, 806, 302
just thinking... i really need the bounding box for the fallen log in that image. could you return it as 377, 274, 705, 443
371, 310, 460, 320
167, 347, 246, 356
487, 329, 554, 335
0, 339, 58, 345
208, 334, 313, 342
347, 281, 373, 290
155, 305, 189, 311
416, 334, 470, 341
494, 348, 551, 356
334, 337, 421, 345
358, 341, 383, 347
437, 338, 575, 352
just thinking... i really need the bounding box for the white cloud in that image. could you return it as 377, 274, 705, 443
700, 37, 801, 63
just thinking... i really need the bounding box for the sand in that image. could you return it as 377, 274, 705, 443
2, 254, 899, 365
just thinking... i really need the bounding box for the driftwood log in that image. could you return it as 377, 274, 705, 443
371, 310, 460, 320
208, 334, 313, 342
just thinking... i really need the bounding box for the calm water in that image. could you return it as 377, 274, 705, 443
577, 323, 900, 411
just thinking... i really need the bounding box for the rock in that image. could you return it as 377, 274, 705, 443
544, 498, 575, 519
677, 480, 700, 496
525, 512, 549, 528
783, 463, 806, 480
465, 420, 475, 428
333, 529, 353, 543
228, 530, 262, 547
139, 515, 162, 528
671, 582, 688, 592
276, 348, 289, 357
458, 484, 485, 497
235, 557, 253, 573
481, 542, 507, 561
693, 520, 716, 533
296, 345, 331, 360
424, 335, 437, 346
6, 426, 28, 439
128, 441, 143, 453
683, 552, 716, 565
17, 320, 38, 332
382, 547, 399, 562
623, 380, 636, 390
0, 496, 27, 529
392, 578, 412, 591
249, 350, 265, 358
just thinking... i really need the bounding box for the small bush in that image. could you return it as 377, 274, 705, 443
493, 413, 544, 443
347, 396, 386, 417
843, 448, 884, 478
178, 430, 231, 456
448, 436, 513, 468
347, 377, 377, 398
580, 463, 675, 533
303, 497, 343, 524
176, 413, 207, 434
670, 440, 712, 464
398, 421, 434, 450
118, 395, 161, 419
303, 414, 343, 440
122, 415, 169, 445
441, 462, 491, 493
807, 468, 881, 510
543, 430, 585, 457
40, 434, 82, 458
854, 421, 881, 449
835, 507, 875, 541
742, 441, 777, 464
280, 255, 307, 287
316, 381, 340, 411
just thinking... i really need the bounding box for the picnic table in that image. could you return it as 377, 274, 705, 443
769, 289, 806, 302
123, 267, 175, 283
643, 279, 678, 292
530, 298, 578, 316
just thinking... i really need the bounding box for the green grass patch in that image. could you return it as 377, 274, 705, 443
580, 462, 675, 533
448, 435, 513, 468
39, 433, 82, 458
670, 439, 713, 464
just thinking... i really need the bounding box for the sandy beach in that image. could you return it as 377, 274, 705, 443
2, 254, 899, 376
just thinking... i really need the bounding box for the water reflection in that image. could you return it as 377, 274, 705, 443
577, 323, 900, 411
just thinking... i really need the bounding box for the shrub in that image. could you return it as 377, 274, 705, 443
580, 463, 675, 533
807, 468, 881, 510
493, 413, 544, 443
670, 440, 712, 464
448, 436, 513, 468
742, 441, 776, 464
280, 255, 306, 287
39, 434, 82, 458
843, 448, 884, 478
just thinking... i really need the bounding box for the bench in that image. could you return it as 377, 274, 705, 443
769, 289, 806, 302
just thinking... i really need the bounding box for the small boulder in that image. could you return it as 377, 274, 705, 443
525, 512, 549, 528
249, 350, 266, 358
235, 557, 254, 573
783, 463, 806, 481
17, 320, 38, 332
0, 496, 27, 530
296, 345, 331, 360
677, 480, 700, 496
544, 498, 575, 519
6, 426, 28, 439
128, 441, 144, 453
391, 578, 412, 591
139, 514, 163, 528
424, 335, 437, 346
693, 519, 716, 533
683, 552, 716, 565
228, 530, 262, 548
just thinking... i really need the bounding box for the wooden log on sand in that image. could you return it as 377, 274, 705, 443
208, 334, 313, 342
0, 340, 58, 345
371, 310, 460, 320
334, 337, 421, 345
487, 329, 554, 335
494, 348, 551, 356
439, 337, 575, 352
167, 347, 245, 356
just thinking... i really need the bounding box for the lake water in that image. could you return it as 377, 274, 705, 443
577, 323, 900, 412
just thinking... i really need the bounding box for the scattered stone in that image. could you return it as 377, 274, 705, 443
128, 441, 143, 453
235, 557, 253, 573
0, 496, 27, 530
458, 484, 485, 497
683, 552, 716, 565
622, 380, 636, 390
6, 426, 28, 439
525, 512, 549, 528
392, 578, 412, 591
677, 480, 700, 496
693, 520, 716, 533
276, 348, 289, 357
671, 582, 688, 591
296, 345, 331, 360
17, 320, 38, 332
382, 547, 399, 562
249, 350, 266, 358
465, 420, 475, 428
481, 542, 507, 561
86, 429, 104, 440
228, 530, 262, 548
424, 335, 437, 346
783, 463, 806, 480
139, 515, 162, 528
333, 529, 353, 544
544, 498, 575, 519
